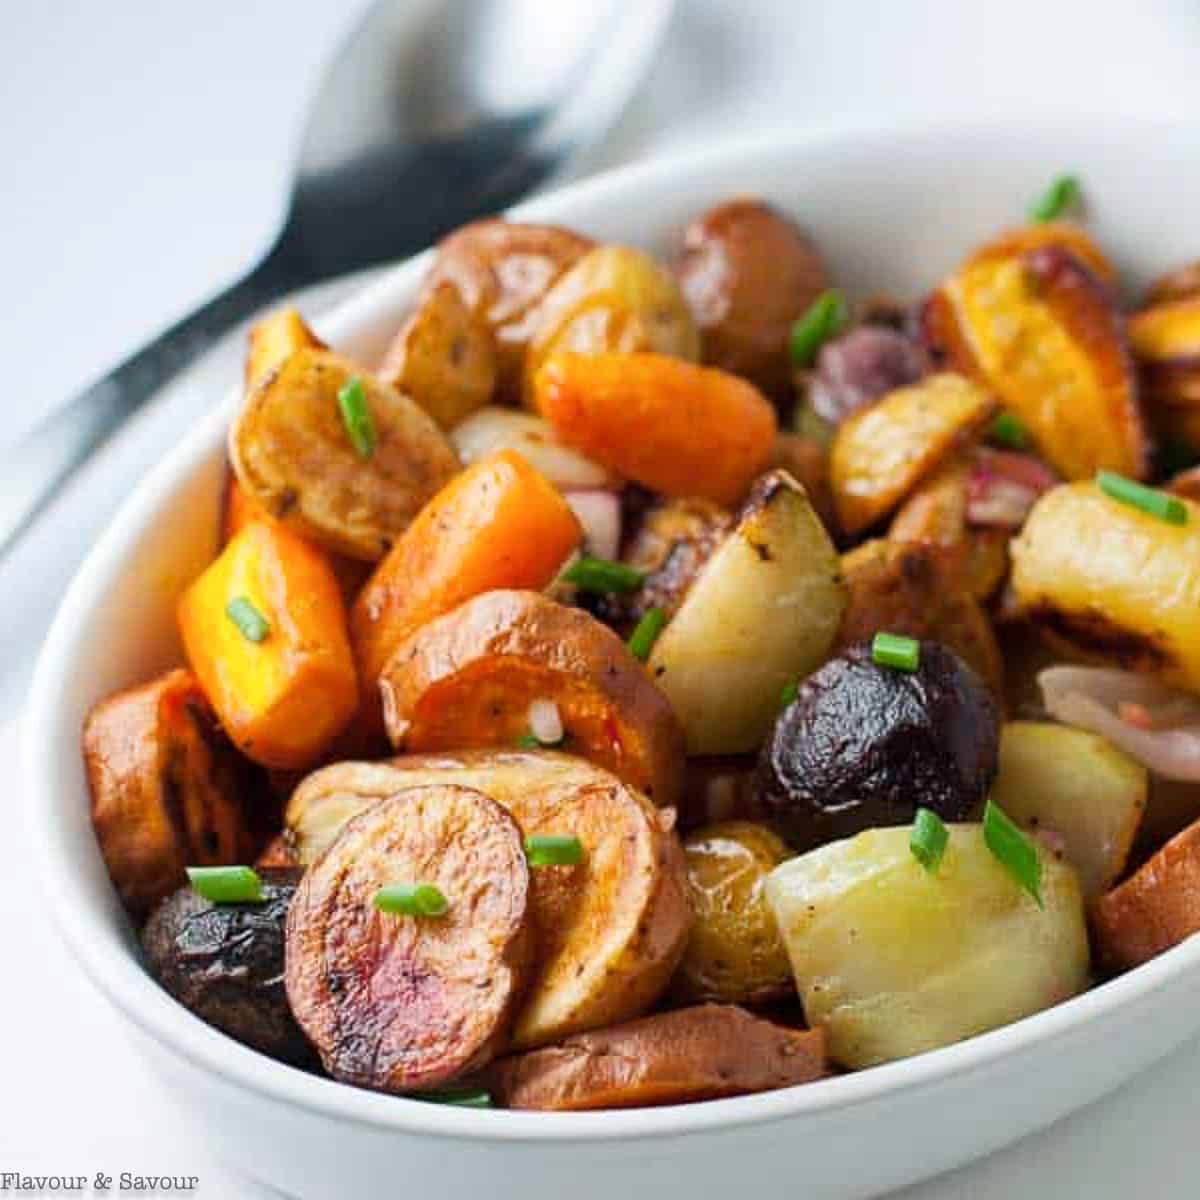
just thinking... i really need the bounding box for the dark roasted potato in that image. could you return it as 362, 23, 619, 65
84, 669, 258, 918
675, 198, 829, 398
142, 869, 313, 1065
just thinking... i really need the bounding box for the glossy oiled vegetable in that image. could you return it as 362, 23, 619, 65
766, 825, 1089, 1068
675, 822, 793, 1003
244, 307, 325, 390
989, 721, 1147, 900
1128, 294, 1200, 449
830, 372, 995, 535
648, 470, 846, 754
378, 589, 684, 807
524, 244, 699, 400
230, 348, 460, 560
83, 669, 257, 917
142, 869, 313, 1065
286, 785, 534, 1091
178, 521, 358, 770
488, 1005, 824, 1111
534, 351, 777, 507
285, 751, 691, 1048
1010, 482, 1200, 693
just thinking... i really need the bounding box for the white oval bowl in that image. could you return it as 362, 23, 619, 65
25, 116, 1200, 1200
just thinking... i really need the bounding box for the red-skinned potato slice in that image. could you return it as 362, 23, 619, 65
379, 590, 685, 808
487, 1005, 825, 1110
285, 785, 533, 1091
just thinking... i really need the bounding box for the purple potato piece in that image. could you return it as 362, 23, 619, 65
808, 326, 927, 425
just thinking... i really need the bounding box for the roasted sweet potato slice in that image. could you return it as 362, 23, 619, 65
1092, 817, 1200, 971
230, 348, 459, 561
285, 751, 692, 1048
83, 669, 256, 918
487, 1005, 825, 1110
378, 590, 685, 808
829, 372, 995, 535
285, 785, 533, 1091
922, 242, 1147, 481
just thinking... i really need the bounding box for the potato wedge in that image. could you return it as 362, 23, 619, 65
83, 669, 256, 917
830, 373, 995, 535
244, 307, 325, 391
962, 222, 1116, 284
989, 721, 1147, 900
230, 348, 459, 561
378, 590, 683, 807
284, 750, 692, 1048
1128, 296, 1200, 449
922, 243, 1147, 480
1092, 817, 1200, 971
836, 539, 1004, 696
766, 825, 1089, 1068
1010, 481, 1200, 693
488, 1005, 824, 1110
648, 470, 847, 755
376, 282, 497, 428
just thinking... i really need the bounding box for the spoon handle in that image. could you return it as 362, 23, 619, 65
0, 243, 300, 560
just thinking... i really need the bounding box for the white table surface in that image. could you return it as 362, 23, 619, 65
6, 1, 1200, 1194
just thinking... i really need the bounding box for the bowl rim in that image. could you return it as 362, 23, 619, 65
25, 112, 1200, 1144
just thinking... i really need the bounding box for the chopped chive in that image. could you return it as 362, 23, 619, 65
789, 289, 850, 367
515, 732, 541, 750
1096, 470, 1187, 525
373, 882, 449, 917
418, 1088, 493, 1107
225, 596, 270, 643
337, 376, 377, 458
983, 799, 1043, 907
187, 865, 264, 904
1028, 174, 1081, 223
627, 607, 666, 661
525, 834, 584, 867
910, 808, 949, 873
871, 631, 920, 672
780, 679, 800, 708
990, 411, 1028, 449
563, 554, 644, 594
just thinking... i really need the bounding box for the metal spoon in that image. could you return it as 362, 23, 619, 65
0, 0, 674, 559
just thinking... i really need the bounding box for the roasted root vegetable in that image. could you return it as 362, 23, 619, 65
766, 825, 1089, 1068
648, 470, 846, 755
375, 281, 497, 428
178, 521, 358, 770
244, 307, 326, 390
988, 721, 1146, 901
230, 348, 460, 561
807, 326, 928, 427
350, 448, 582, 727
286, 785, 534, 1091
674, 198, 829, 398
1128, 295, 1200, 448
488, 1005, 824, 1110
83, 669, 256, 917
285, 750, 691, 1048
142, 869, 314, 1065
922, 239, 1147, 481
768, 432, 837, 532
378, 589, 685, 807
1092, 817, 1200, 971
675, 822, 793, 1003
524, 244, 700, 400
830, 372, 995, 535
534, 351, 777, 507
1010, 482, 1200, 693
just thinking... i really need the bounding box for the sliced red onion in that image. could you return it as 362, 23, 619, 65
564, 490, 621, 561
967, 449, 1058, 528
1039, 666, 1200, 781
528, 698, 564, 746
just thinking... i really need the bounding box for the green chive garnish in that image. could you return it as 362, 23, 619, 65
789, 289, 850, 367
525, 834, 584, 867
337, 376, 377, 458
187, 865, 264, 904
990, 411, 1028, 449
225, 596, 270, 643
1096, 470, 1187, 526
627, 607, 666, 662
418, 1088, 493, 1107
563, 554, 644, 594
871, 632, 920, 672
983, 799, 1043, 907
780, 679, 800, 708
910, 808, 949, 874
373, 882, 449, 917
515, 732, 541, 749
1028, 174, 1081, 223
